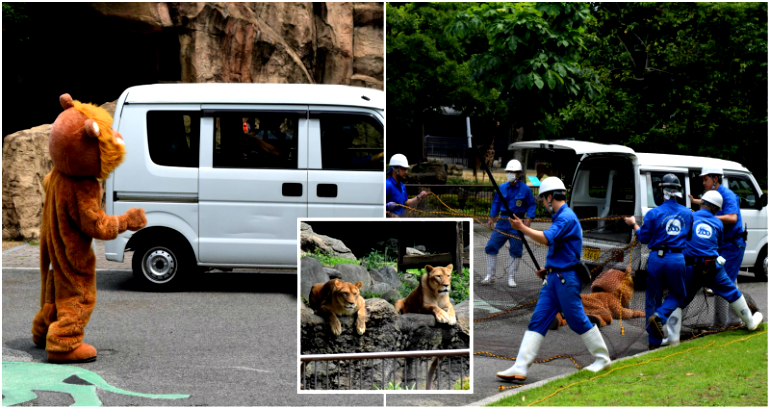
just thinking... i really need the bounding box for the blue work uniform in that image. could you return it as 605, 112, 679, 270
635, 198, 692, 346
717, 184, 745, 282
679, 209, 742, 307
527, 204, 594, 336
386, 174, 408, 216
485, 181, 537, 258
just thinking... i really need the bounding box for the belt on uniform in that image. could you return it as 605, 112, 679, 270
546, 263, 591, 284
685, 256, 715, 265
651, 248, 683, 253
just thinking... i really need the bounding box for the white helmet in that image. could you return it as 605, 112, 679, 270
389, 154, 409, 168
539, 177, 566, 197
505, 159, 523, 172
701, 190, 723, 209
699, 166, 723, 177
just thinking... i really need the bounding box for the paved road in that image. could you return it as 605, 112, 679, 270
2, 243, 384, 406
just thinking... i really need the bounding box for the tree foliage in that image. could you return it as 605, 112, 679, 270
546, 2, 768, 185
386, 2, 767, 186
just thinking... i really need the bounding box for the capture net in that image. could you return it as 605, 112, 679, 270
399, 191, 761, 388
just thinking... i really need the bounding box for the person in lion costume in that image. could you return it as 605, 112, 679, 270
554, 267, 645, 328
31, 94, 147, 363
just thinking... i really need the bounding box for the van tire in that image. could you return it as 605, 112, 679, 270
754, 246, 767, 282
132, 239, 194, 290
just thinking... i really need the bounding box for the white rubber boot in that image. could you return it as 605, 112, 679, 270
496, 331, 544, 381
730, 295, 764, 331
580, 325, 611, 372
661, 308, 682, 347
508, 258, 520, 288
482, 254, 497, 285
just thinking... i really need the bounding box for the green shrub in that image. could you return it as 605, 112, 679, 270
361, 248, 397, 271
302, 248, 359, 267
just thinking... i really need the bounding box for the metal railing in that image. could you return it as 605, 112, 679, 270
300, 349, 470, 391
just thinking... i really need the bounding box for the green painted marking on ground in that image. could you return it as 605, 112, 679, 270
2, 361, 189, 407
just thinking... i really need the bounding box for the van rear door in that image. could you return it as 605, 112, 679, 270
509, 140, 638, 243
198, 105, 308, 267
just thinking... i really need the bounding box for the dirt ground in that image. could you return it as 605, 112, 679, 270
2, 241, 26, 251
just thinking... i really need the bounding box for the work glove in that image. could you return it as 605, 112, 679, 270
716, 256, 726, 266
386, 202, 398, 212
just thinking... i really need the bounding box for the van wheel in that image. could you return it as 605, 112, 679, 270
132, 240, 192, 290
754, 246, 767, 282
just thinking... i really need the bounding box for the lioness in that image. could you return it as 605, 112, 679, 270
309, 279, 366, 336
395, 264, 457, 326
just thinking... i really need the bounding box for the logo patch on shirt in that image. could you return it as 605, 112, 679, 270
516, 200, 522, 207
666, 219, 682, 235
695, 223, 713, 239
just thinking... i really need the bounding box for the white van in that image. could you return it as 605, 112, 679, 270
105, 83, 384, 288
510, 140, 767, 281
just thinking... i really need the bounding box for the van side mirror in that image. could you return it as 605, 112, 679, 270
761, 194, 767, 208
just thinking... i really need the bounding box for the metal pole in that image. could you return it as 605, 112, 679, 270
468, 132, 541, 271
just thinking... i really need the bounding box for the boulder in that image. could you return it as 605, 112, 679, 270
370, 266, 401, 289
368, 282, 391, 297
406, 162, 447, 185
333, 264, 372, 293
381, 289, 401, 305
406, 247, 425, 256
300, 257, 330, 300
301, 224, 356, 260
2, 125, 53, 241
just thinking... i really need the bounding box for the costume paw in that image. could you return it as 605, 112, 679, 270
125, 208, 147, 231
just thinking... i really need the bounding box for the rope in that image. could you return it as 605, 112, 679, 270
525, 328, 766, 406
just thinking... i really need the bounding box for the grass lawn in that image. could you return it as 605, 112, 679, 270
490, 324, 768, 406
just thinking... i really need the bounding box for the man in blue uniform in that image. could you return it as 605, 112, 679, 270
496, 177, 611, 381
690, 167, 746, 327
672, 191, 763, 339
385, 154, 427, 217
624, 173, 692, 349
482, 160, 537, 287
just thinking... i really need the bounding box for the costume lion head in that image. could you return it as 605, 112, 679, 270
49, 94, 125, 179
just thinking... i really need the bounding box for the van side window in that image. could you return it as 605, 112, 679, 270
213, 112, 299, 169
318, 113, 384, 171
728, 174, 759, 208
146, 111, 200, 168
647, 172, 686, 208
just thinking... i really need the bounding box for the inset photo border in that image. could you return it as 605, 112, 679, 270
297, 218, 473, 394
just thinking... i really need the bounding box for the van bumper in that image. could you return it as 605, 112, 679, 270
104, 234, 130, 263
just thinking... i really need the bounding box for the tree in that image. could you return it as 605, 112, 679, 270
551, 2, 768, 186
446, 2, 598, 138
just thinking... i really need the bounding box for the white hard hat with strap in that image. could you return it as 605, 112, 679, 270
505, 159, 523, 172
389, 154, 409, 168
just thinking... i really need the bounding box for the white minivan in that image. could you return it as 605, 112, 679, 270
105, 83, 384, 288
510, 140, 767, 282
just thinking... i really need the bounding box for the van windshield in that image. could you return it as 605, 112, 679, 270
570, 155, 635, 243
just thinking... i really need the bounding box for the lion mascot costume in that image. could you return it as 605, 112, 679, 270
31, 94, 147, 363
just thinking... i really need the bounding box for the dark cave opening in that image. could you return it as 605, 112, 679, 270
3, 2, 182, 137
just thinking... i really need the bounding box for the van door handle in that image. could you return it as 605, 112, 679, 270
317, 184, 338, 198
282, 183, 303, 197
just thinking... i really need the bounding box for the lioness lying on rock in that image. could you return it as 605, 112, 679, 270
395, 264, 457, 326
309, 278, 366, 336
